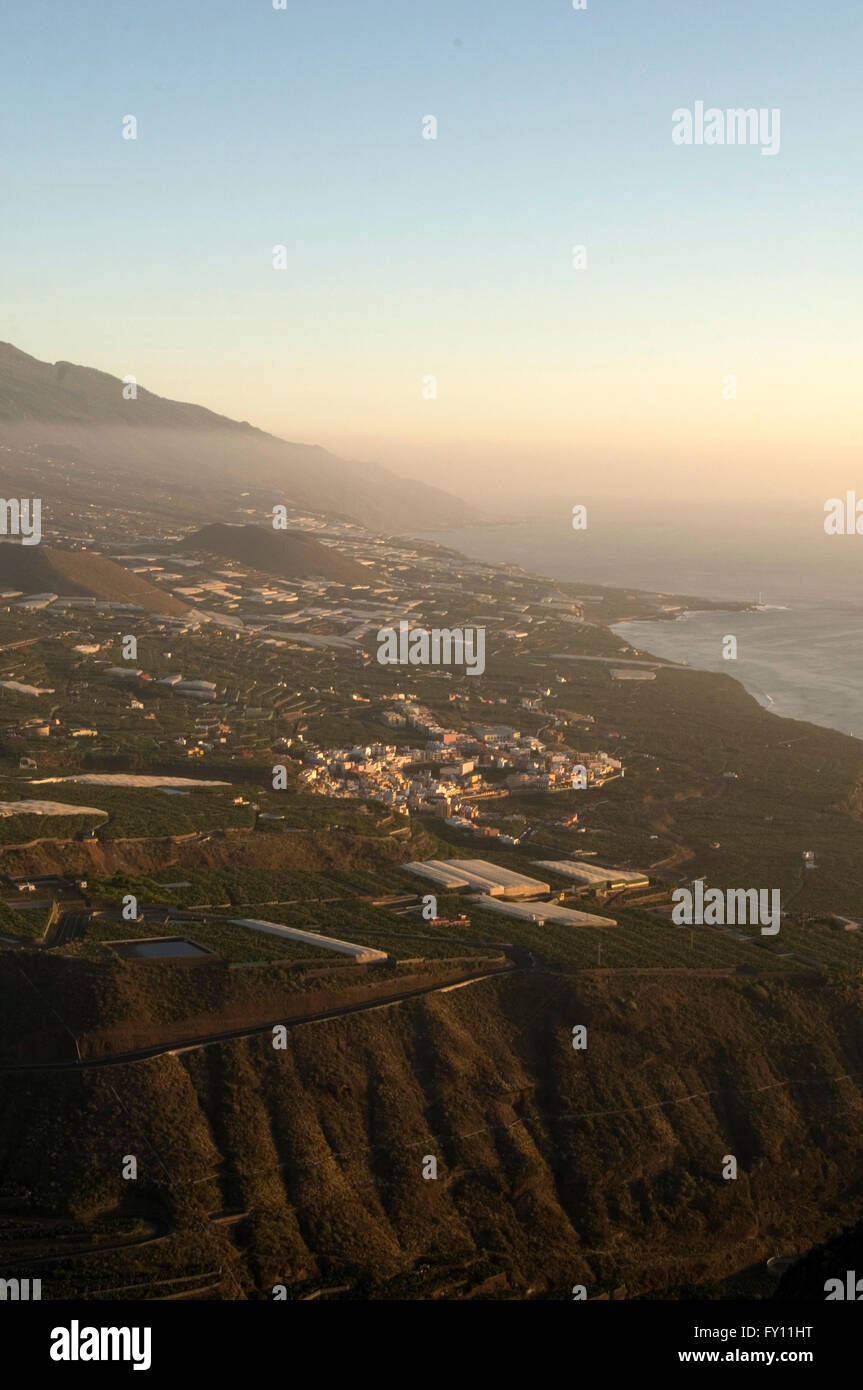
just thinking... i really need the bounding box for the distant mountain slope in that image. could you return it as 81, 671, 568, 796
0, 342, 476, 533
183, 523, 370, 585
0, 544, 189, 616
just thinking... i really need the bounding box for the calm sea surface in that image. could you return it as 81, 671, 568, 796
422, 508, 863, 738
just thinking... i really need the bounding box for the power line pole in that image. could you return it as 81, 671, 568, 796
801, 850, 815, 929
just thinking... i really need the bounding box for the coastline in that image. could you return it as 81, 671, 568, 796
418, 523, 857, 740
610, 606, 860, 739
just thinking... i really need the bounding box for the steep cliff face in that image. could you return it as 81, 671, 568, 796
1, 972, 861, 1299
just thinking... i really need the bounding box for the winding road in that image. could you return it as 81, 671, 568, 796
0, 961, 512, 1074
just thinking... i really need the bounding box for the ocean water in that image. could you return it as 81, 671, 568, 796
422, 506, 863, 738
611, 604, 863, 737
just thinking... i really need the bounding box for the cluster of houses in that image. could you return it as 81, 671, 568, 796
295, 698, 624, 825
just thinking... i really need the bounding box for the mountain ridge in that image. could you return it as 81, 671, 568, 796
0, 342, 476, 533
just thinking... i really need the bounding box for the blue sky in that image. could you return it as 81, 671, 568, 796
2, 0, 861, 503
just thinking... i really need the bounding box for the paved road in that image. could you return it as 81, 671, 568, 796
1, 1225, 167, 1269
0, 963, 512, 1074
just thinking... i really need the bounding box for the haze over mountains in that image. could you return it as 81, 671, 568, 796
0, 342, 476, 534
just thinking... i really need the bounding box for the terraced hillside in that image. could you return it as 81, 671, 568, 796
1, 968, 861, 1300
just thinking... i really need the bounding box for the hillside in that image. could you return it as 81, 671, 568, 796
0, 342, 476, 533
776, 1220, 863, 1299
0, 543, 189, 616
1, 963, 861, 1299
183, 523, 369, 585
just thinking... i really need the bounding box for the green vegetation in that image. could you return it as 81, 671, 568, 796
0, 898, 54, 941
2, 521, 863, 1303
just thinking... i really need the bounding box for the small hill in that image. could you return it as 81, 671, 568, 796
183, 523, 369, 585
0, 543, 190, 616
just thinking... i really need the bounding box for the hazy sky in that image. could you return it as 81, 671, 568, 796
2, 0, 860, 508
